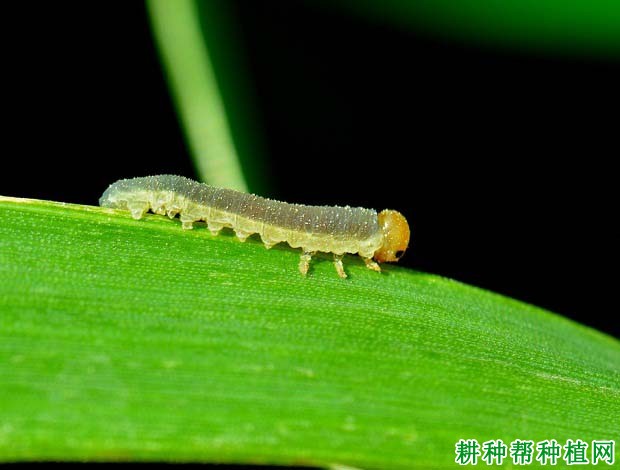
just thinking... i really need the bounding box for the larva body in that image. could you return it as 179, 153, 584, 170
99, 175, 410, 278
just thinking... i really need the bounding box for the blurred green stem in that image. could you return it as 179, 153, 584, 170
146, 0, 247, 191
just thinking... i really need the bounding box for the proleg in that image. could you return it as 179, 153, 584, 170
99, 175, 411, 278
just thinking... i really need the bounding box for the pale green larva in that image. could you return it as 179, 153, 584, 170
99, 175, 410, 278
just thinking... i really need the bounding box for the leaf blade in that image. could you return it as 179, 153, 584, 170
0, 196, 618, 467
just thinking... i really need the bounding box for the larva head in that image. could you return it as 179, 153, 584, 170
374, 210, 410, 263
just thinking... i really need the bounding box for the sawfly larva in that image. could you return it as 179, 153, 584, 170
99, 175, 410, 278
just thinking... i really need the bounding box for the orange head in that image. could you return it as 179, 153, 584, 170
373, 210, 410, 263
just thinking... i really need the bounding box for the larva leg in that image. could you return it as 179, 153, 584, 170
261, 233, 276, 249
333, 254, 348, 279
363, 257, 381, 272
207, 221, 223, 236
180, 214, 195, 230
151, 199, 166, 215
167, 199, 182, 218
235, 229, 250, 242
127, 201, 149, 220
299, 250, 314, 276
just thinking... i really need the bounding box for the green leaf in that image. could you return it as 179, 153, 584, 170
326, 0, 620, 57
1, 196, 618, 468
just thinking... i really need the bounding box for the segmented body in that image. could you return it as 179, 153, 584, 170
99, 175, 384, 259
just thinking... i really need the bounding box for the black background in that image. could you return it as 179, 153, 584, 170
2, 1, 618, 339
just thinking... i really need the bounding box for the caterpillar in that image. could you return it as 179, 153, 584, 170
99, 175, 410, 278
